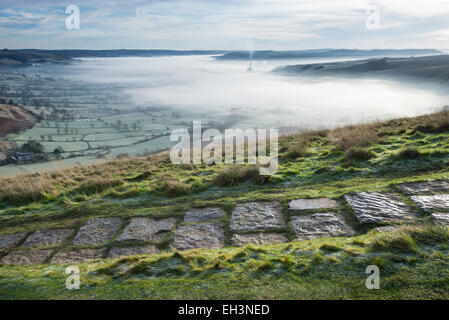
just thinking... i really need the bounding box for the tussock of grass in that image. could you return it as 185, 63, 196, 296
125, 171, 152, 181
284, 142, 309, 159
160, 180, 191, 197
212, 165, 260, 187
370, 224, 449, 253
392, 147, 422, 160
329, 124, 378, 150
0, 174, 55, 205
411, 110, 449, 134
319, 244, 342, 252
78, 177, 123, 195
343, 147, 376, 162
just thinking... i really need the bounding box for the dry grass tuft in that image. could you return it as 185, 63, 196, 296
0, 174, 55, 204
329, 124, 378, 151
160, 180, 191, 197
78, 176, 123, 195
212, 165, 260, 187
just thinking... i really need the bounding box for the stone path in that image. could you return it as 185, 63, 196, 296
399, 181, 449, 195
51, 248, 106, 264
230, 202, 284, 231
73, 217, 122, 245
172, 223, 225, 250
1, 180, 449, 265
410, 195, 449, 212
344, 192, 417, 224
183, 208, 226, 223
21, 229, 73, 247
118, 217, 176, 242
289, 198, 339, 211
231, 233, 287, 247
0, 232, 27, 253
1, 249, 53, 265
291, 213, 355, 240
431, 213, 449, 226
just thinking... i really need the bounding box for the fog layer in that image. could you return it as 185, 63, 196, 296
61, 55, 449, 129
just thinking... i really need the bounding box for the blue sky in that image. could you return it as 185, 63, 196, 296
2, 0, 449, 50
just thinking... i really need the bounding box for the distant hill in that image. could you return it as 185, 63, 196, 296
214, 49, 442, 60
274, 54, 449, 83
0, 49, 72, 67
20, 49, 228, 58
0, 104, 36, 137
0, 49, 442, 67
0, 49, 229, 67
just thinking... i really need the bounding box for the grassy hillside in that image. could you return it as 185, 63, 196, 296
0, 110, 449, 299
275, 54, 449, 83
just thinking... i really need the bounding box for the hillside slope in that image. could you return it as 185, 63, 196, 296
0, 104, 36, 137
275, 54, 449, 83
0, 110, 448, 299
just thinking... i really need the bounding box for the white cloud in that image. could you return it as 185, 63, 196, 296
2, 0, 449, 49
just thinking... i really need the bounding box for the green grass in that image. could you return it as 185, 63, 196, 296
1, 110, 449, 299
1, 225, 448, 299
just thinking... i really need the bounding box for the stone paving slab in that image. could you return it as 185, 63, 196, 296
21, 229, 74, 247
345, 192, 417, 224
410, 194, 449, 212
172, 223, 224, 250
51, 248, 107, 264
230, 202, 285, 232
108, 245, 159, 259
231, 233, 287, 247
0, 233, 28, 253
118, 217, 176, 242
291, 213, 355, 240
183, 208, 226, 223
431, 213, 449, 226
289, 198, 339, 211
399, 181, 449, 195
73, 217, 122, 245
1, 249, 53, 265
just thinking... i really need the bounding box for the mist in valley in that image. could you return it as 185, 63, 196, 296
47, 55, 449, 130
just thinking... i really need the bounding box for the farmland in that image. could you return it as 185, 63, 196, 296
0, 71, 222, 176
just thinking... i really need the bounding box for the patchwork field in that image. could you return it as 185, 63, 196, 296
0, 72, 231, 175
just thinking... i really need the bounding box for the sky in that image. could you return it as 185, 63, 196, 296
2, 0, 449, 50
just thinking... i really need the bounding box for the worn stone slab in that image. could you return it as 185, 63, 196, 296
291, 213, 355, 240
1, 249, 53, 265
410, 194, 449, 212
73, 217, 122, 245
0, 233, 28, 253
399, 181, 449, 195
289, 198, 339, 211
184, 208, 226, 223
51, 248, 106, 264
21, 229, 74, 247
118, 217, 176, 242
230, 202, 285, 232
231, 233, 287, 247
431, 213, 449, 226
172, 223, 224, 250
108, 245, 159, 259
345, 192, 417, 224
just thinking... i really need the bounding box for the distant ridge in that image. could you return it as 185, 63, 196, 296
0, 49, 229, 67
0, 48, 442, 67
214, 49, 442, 60
274, 54, 449, 83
